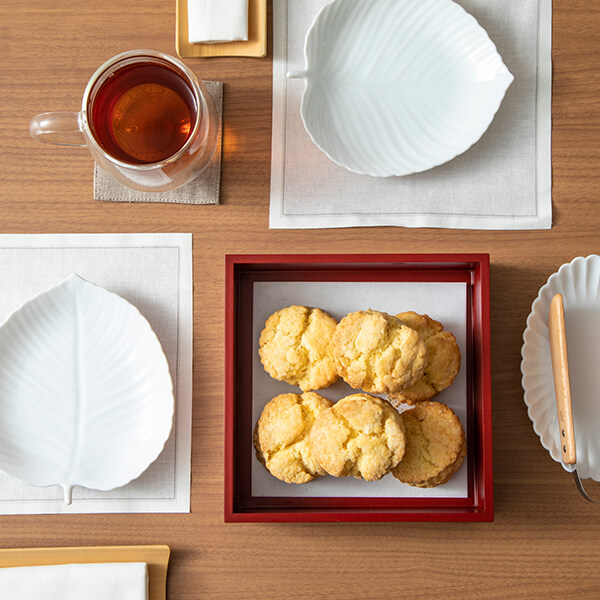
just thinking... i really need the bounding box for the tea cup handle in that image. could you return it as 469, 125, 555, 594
29, 111, 87, 146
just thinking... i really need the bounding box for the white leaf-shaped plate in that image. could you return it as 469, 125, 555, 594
288, 0, 514, 177
0, 274, 174, 502
521, 256, 600, 481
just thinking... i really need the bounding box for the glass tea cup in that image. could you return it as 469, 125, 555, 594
30, 49, 218, 192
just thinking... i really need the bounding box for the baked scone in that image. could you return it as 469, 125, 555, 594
391, 401, 466, 488
308, 393, 406, 481
331, 309, 428, 394
254, 392, 334, 484
258, 305, 339, 392
388, 311, 461, 405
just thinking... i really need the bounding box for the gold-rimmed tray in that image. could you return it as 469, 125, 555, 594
176, 0, 267, 58
0, 545, 170, 600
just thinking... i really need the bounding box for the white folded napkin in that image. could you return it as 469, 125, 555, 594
188, 0, 248, 43
0, 562, 148, 600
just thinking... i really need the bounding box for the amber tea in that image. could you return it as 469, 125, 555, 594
31, 50, 217, 191
89, 61, 197, 164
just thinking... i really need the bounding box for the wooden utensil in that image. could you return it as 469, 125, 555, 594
548, 293, 598, 503
548, 293, 577, 464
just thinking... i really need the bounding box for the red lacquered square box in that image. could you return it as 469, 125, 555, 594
225, 254, 492, 523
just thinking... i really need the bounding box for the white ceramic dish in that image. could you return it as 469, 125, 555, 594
0, 274, 174, 502
522, 256, 600, 481
288, 0, 514, 177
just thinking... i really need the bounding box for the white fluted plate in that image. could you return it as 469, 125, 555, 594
288, 0, 514, 177
521, 256, 600, 481
0, 274, 174, 502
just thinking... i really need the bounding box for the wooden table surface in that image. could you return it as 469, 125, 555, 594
1, 0, 600, 598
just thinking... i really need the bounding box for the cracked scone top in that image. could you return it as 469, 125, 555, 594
258, 305, 339, 391
388, 311, 461, 405
331, 309, 428, 394
308, 393, 406, 481
254, 392, 333, 484
391, 401, 466, 488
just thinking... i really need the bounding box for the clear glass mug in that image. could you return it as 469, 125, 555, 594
30, 50, 218, 192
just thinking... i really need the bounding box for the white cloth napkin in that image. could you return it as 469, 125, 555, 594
269, 0, 552, 230
0, 563, 148, 600
188, 0, 248, 43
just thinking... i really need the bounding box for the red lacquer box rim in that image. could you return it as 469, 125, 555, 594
224, 254, 492, 523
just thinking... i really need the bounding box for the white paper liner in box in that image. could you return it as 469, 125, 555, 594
251, 281, 468, 498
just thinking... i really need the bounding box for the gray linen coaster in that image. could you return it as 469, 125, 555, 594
94, 80, 223, 205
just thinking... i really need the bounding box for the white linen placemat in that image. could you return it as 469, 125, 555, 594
0, 234, 192, 514
270, 0, 552, 229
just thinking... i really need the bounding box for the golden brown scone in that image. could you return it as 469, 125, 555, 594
258, 305, 339, 392
391, 401, 466, 488
331, 309, 428, 395
388, 311, 461, 405
397, 311, 444, 339
254, 392, 334, 484
308, 393, 406, 481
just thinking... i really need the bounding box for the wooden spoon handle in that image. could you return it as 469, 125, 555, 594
548, 293, 577, 465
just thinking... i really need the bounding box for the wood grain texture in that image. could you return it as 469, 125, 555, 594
1, 0, 600, 598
